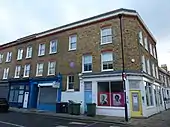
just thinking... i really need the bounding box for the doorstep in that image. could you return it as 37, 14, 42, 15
9, 107, 128, 125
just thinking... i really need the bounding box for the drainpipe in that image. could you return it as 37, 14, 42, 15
118, 14, 128, 122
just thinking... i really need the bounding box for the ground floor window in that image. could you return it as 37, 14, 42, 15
9, 85, 26, 103
145, 82, 154, 106
97, 81, 124, 107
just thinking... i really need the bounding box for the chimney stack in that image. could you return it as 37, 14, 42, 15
161, 64, 168, 71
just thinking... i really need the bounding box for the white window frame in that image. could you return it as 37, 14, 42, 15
152, 63, 155, 78
23, 64, 30, 77
67, 75, 74, 91
14, 65, 21, 78
82, 55, 92, 73
144, 37, 148, 51
49, 40, 57, 54
0, 54, 3, 63
147, 59, 151, 75
101, 52, 113, 71
149, 43, 153, 56
139, 31, 143, 45
153, 46, 157, 58
101, 27, 112, 45
26, 46, 32, 58
17, 49, 23, 60
38, 43, 45, 56
69, 35, 77, 51
47, 61, 56, 75
36, 63, 44, 76
3, 68, 9, 79
6, 52, 12, 62
155, 66, 159, 79
142, 55, 146, 72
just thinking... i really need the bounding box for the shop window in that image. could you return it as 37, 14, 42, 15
145, 82, 154, 106
97, 81, 124, 107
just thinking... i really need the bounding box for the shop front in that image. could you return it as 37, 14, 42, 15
8, 79, 30, 108
0, 81, 9, 99
32, 74, 62, 112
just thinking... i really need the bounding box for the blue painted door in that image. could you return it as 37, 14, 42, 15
84, 82, 92, 113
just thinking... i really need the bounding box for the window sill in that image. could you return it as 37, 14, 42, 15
14, 77, 19, 79
47, 74, 55, 76
97, 106, 125, 109
101, 69, 114, 72
23, 76, 29, 78
66, 89, 74, 92
68, 49, 76, 51
82, 71, 92, 73
100, 41, 112, 45
38, 54, 45, 57
25, 57, 32, 59
17, 59, 22, 61
36, 75, 43, 77
5, 61, 11, 63
49, 52, 57, 55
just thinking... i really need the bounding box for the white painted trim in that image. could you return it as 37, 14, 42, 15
68, 35, 77, 51
38, 43, 45, 56
49, 40, 58, 54
36, 10, 156, 43
100, 27, 113, 45
38, 82, 53, 87
82, 55, 92, 73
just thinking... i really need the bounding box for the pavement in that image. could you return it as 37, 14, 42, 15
4, 107, 170, 127
0, 111, 129, 127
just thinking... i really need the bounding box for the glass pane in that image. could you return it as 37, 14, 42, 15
9, 90, 14, 102
84, 64, 92, 71
13, 90, 19, 102
102, 53, 112, 62
69, 83, 74, 89
98, 82, 109, 92
18, 95, 23, 103
71, 42, 76, 49
84, 55, 92, 64
111, 81, 123, 92
102, 28, 112, 36
71, 35, 77, 42
132, 93, 139, 111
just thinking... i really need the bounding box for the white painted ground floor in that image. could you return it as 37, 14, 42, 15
61, 72, 170, 118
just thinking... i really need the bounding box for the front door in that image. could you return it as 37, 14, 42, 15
130, 90, 142, 117
23, 92, 29, 108
84, 82, 92, 113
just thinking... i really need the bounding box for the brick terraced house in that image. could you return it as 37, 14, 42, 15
0, 8, 168, 118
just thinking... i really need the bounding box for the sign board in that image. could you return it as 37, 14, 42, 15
52, 81, 60, 88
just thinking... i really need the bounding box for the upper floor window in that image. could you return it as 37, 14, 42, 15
3, 68, 9, 79
50, 40, 57, 54
69, 35, 77, 50
155, 66, 159, 79
142, 55, 146, 72
82, 55, 92, 72
24, 64, 30, 77
153, 46, 157, 58
139, 31, 143, 45
36, 63, 44, 76
26, 46, 32, 58
146, 59, 151, 75
38, 43, 45, 56
101, 27, 112, 44
17, 49, 23, 60
149, 43, 153, 55
6, 52, 12, 62
101, 52, 113, 71
152, 63, 155, 78
67, 75, 74, 91
144, 37, 148, 51
14, 65, 21, 78
48, 61, 56, 75
0, 54, 3, 63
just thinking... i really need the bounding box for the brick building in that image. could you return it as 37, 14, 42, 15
0, 8, 166, 118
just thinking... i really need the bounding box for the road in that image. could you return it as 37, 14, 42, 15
0, 111, 129, 127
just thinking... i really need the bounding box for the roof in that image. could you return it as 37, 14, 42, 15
0, 8, 157, 49
159, 67, 170, 76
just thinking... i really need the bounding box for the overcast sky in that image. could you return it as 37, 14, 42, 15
0, 0, 169, 69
